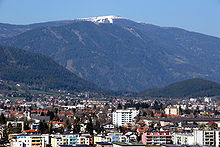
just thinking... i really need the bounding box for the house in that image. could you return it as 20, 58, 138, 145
165, 106, 180, 115
50, 121, 65, 128
7, 121, 24, 131
103, 123, 115, 129
31, 122, 40, 130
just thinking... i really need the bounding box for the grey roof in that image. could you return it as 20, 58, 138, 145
162, 145, 213, 147
96, 142, 113, 145
144, 117, 220, 122
112, 142, 145, 146
59, 145, 91, 147
32, 116, 50, 122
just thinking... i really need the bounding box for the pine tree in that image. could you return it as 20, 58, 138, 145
94, 120, 103, 134
86, 118, 94, 135
39, 121, 48, 133
47, 110, 55, 120
117, 103, 122, 109
0, 113, 6, 124
73, 124, 80, 133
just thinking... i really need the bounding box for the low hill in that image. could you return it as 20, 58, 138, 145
0, 46, 105, 94
140, 78, 220, 98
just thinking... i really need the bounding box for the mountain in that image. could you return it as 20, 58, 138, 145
78, 15, 124, 24
0, 46, 104, 93
1, 16, 220, 92
0, 20, 75, 40
140, 78, 220, 98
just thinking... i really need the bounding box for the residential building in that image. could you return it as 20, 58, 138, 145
193, 130, 220, 147
113, 108, 139, 127
142, 131, 172, 145
165, 106, 179, 115
172, 132, 194, 145
51, 134, 79, 147
10, 134, 50, 147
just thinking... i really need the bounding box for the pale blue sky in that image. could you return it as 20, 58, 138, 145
0, 0, 220, 37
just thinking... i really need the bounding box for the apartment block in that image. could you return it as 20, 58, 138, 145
10, 134, 50, 147
113, 108, 139, 127
142, 131, 172, 145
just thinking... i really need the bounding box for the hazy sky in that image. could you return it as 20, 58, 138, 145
0, 0, 220, 37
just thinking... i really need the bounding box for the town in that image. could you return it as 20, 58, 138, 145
0, 92, 220, 147
0, 0, 220, 147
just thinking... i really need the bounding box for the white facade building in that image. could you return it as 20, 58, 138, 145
193, 130, 220, 147
172, 130, 220, 147
10, 134, 50, 147
172, 132, 194, 145
113, 108, 139, 127
164, 106, 179, 115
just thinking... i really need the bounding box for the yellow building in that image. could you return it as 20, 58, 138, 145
9, 134, 50, 147
31, 137, 43, 147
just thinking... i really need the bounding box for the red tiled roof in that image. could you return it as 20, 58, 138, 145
83, 110, 97, 114
24, 130, 38, 133
166, 114, 181, 118
207, 121, 217, 125
154, 114, 162, 117
9, 111, 23, 114
59, 111, 74, 115
137, 127, 147, 132
31, 110, 49, 114
50, 121, 65, 124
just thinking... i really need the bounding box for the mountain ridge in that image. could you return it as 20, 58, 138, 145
140, 78, 220, 98
1, 16, 220, 91
0, 46, 107, 94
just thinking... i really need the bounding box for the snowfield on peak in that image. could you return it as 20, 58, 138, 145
78, 15, 125, 24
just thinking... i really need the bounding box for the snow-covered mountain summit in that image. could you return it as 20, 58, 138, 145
78, 15, 125, 24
